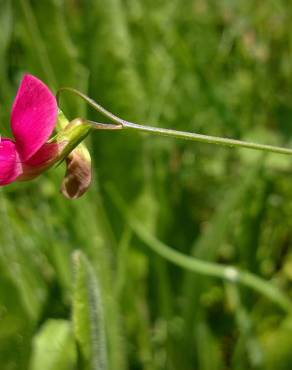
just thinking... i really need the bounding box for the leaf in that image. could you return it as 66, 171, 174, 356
29, 319, 76, 370
0, 0, 13, 101
72, 250, 108, 370
196, 320, 224, 370
260, 322, 292, 370
0, 193, 48, 322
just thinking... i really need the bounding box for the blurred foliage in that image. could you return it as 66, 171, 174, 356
0, 0, 291, 369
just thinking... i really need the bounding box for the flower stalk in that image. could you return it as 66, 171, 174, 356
57, 87, 292, 156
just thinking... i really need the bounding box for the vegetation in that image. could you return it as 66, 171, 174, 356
0, 0, 292, 369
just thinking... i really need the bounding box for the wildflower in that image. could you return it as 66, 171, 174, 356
0, 74, 91, 198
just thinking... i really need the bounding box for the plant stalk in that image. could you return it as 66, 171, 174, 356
109, 186, 292, 314
57, 87, 292, 156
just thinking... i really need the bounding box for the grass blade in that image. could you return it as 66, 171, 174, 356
72, 250, 108, 370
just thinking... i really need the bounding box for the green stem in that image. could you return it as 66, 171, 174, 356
108, 186, 292, 314
57, 87, 292, 155
57, 87, 292, 312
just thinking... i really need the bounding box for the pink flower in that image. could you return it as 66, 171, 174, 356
0, 73, 92, 198
0, 74, 60, 185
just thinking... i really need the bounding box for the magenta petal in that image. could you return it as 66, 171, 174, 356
25, 142, 60, 167
11, 74, 57, 161
17, 142, 62, 182
0, 139, 23, 185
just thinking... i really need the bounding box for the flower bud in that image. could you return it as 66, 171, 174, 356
56, 111, 92, 199
60, 146, 91, 199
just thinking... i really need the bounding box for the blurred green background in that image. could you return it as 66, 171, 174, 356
1, 0, 292, 369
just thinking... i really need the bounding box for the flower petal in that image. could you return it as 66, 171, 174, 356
11, 74, 57, 161
17, 142, 66, 182
0, 139, 22, 185
25, 142, 61, 167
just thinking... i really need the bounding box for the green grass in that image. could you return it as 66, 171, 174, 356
0, 0, 292, 369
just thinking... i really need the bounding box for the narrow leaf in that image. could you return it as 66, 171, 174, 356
72, 250, 107, 370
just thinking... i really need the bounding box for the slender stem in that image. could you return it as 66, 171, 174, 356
133, 220, 292, 313
84, 120, 122, 130
57, 87, 292, 155
108, 186, 292, 314
57, 88, 292, 311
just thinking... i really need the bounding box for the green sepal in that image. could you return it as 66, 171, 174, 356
52, 110, 92, 164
